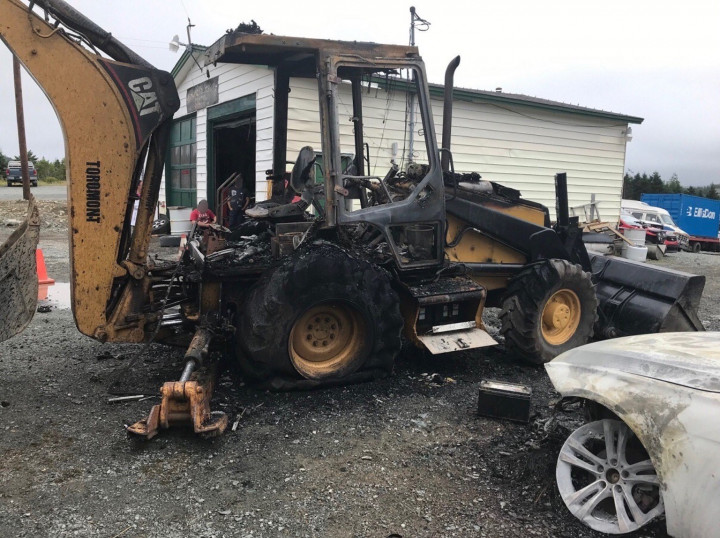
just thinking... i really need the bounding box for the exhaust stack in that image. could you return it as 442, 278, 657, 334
441, 55, 461, 172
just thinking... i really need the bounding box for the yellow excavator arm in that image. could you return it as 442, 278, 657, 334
0, 0, 179, 343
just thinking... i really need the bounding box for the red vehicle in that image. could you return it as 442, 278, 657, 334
619, 215, 679, 252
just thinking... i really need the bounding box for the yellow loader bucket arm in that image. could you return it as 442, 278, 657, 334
0, 0, 179, 343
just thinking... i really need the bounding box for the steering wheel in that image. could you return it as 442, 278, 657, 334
290, 146, 316, 194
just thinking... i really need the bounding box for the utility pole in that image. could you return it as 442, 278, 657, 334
13, 56, 31, 201
407, 7, 430, 166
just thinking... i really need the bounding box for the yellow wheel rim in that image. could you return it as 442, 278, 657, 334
289, 302, 366, 379
540, 289, 581, 346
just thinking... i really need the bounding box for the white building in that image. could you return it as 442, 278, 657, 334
161, 44, 642, 222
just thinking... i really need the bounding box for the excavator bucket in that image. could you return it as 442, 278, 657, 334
589, 252, 706, 338
0, 196, 40, 343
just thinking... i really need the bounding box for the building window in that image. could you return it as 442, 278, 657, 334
167, 115, 197, 207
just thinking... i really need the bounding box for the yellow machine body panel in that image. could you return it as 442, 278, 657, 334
0, 0, 177, 342
444, 201, 546, 290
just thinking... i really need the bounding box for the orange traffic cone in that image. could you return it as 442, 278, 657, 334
38, 284, 49, 301
36, 249, 55, 285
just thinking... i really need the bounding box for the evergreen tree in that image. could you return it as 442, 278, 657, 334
13, 149, 38, 165
666, 173, 683, 193
0, 149, 8, 174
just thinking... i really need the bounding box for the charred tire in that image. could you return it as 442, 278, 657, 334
237, 243, 403, 387
500, 259, 598, 365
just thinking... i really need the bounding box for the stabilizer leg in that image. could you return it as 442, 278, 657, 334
127, 327, 228, 439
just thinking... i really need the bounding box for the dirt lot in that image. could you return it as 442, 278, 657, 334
1, 203, 718, 537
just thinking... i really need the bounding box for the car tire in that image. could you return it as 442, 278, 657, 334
152, 215, 171, 236
500, 259, 598, 364
236, 243, 403, 388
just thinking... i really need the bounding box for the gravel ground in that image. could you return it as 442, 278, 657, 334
0, 207, 718, 537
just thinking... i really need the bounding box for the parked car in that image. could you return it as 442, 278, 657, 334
621, 199, 690, 250
619, 214, 679, 252
546, 332, 720, 537
5, 160, 38, 187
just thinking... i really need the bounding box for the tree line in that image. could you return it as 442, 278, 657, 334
624, 171, 718, 201
0, 148, 66, 183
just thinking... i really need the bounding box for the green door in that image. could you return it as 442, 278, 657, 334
166, 115, 197, 207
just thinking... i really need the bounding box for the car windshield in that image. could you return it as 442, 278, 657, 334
659, 214, 676, 226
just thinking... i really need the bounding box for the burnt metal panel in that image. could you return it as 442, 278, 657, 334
205, 32, 419, 71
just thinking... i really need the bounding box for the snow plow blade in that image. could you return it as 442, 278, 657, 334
589, 252, 705, 338
0, 196, 40, 343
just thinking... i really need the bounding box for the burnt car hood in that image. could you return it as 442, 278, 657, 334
547, 332, 720, 393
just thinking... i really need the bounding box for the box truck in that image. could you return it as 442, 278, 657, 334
641, 193, 720, 252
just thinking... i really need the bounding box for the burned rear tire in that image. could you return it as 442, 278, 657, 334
500, 259, 598, 364
236, 243, 403, 388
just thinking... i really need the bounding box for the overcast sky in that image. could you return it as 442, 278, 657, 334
1, 0, 718, 186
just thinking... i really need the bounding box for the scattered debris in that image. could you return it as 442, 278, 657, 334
232, 408, 247, 431
0, 200, 68, 230
428, 373, 444, 384
419, 372, 456, 385
36, 304, 52, 313
108, 395, 145, 404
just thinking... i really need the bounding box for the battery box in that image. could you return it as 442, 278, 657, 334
477, 379, 532, 423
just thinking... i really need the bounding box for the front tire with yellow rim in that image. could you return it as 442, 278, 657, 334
237, 243, 403, 388
500, 259, 598, 364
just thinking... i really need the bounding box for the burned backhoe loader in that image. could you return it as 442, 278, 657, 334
0, 0, 705, 437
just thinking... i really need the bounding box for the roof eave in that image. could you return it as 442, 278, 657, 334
427, 84, 644, 124
170, 44, 208, 79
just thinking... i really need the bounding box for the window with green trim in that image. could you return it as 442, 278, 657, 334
167, 115, 197, 207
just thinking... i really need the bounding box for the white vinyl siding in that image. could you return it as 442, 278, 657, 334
162, 58, 274, 204
285, 78, 628, 221
170, 56, 631, 221
286, 78, 434, 174
432, 98, 627, 220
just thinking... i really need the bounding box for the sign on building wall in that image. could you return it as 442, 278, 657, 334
187, 76, 219, 114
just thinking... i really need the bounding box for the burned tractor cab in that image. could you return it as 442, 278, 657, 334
197, 32, 495, 384
205, 32, 446, 272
